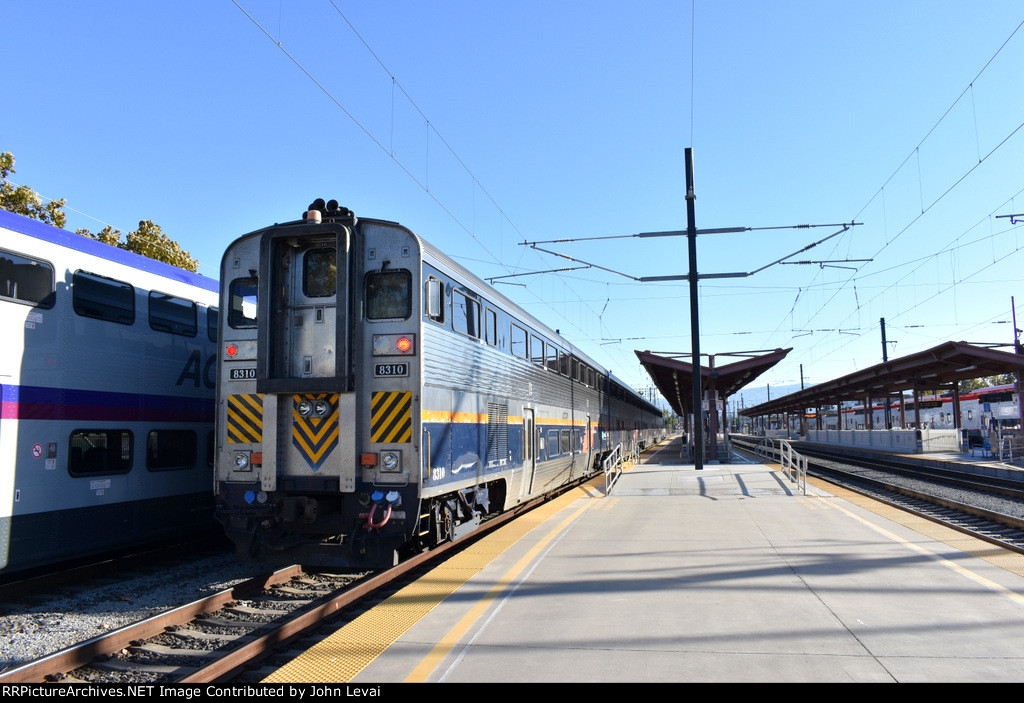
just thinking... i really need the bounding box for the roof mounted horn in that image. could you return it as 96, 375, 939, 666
305, 198, 356, 225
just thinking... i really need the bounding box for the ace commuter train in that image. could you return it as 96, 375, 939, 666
215, 200, 664, 568
0, 209, 218, 574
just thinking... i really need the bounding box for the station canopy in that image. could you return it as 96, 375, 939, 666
636, 348, 792, 417
739, 340, 1024, 418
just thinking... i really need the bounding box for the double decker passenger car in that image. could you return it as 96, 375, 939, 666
0, 209, 218, 574
215, 200, 664, 568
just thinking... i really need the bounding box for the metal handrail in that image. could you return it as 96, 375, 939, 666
778, 439, 807, 495
998, 435, 1024, 464
755, 437, 806, 495
603, 443, 624, 495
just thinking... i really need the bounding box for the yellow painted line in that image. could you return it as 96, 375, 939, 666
405, 495, 596, 682
262, 478, 602, 683
817, 492, 1024, 608
795, 494, 826, 510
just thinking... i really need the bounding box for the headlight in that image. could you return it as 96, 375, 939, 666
234, 452, 250, 470
314, 399, 330, 417
297, 400, 313, 417
381, 451, 400, 472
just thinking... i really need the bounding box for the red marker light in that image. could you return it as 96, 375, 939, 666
396, 337, 412, 353
226, 344, 238, 356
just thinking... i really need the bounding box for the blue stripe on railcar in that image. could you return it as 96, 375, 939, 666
422, 419, 597, 488
0, 208, 217, 292
422, 420, 517, 484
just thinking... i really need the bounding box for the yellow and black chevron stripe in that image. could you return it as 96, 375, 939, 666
371, 391, 412, 443
292, 394, 339, 471
227, 393, 263, 444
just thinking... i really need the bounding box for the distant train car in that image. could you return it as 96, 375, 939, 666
214, 200, 664, 569
842, 385, 1020, 431
896, 385, 1019, 431
0, 208, 219, 574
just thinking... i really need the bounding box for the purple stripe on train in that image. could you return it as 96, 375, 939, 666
1, 384, 214, 422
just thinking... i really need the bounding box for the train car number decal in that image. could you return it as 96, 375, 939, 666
229, 368, 257, 380
374, 363, 408, 377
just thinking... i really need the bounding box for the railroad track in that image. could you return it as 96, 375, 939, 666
733, 436, 1024, 555
0, 536, 231, 603
0, 472, 582, 684
1, 555, 445, 684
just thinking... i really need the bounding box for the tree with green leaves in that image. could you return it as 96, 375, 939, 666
77, 219, 199, 273
1, 151, 199, 272
0, 152, 66, 228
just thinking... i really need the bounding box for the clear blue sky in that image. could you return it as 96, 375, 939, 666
4, 1, 1024, 406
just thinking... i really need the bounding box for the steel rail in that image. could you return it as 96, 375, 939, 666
0, 566, 304, 684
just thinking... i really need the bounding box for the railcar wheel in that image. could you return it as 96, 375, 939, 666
431, 498, 457, 547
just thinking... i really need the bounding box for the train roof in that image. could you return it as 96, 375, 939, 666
225, 209, 657, 411
0, 208, 218, 293
393, 219, 638, 393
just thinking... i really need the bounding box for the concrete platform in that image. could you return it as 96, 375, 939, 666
264, 437, 1024, 683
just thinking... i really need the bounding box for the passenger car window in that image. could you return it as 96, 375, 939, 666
147, 430, 197, 471
511, 324, 528, 359
546, 344, 559, 372
72, 270, 134, 324
547, 429, 560, 456
0, 249, 54, 308
69, 430, 132, 476
452, 289, 480, 338
531, 336, 545, 366
207, 307, 219, 342
150, 291, 197, 336
484, 308, 497, 346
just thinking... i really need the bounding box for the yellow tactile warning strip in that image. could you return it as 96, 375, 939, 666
806, 475, 1024, 579
404, 495, 600, 683
261, 476, 604, 683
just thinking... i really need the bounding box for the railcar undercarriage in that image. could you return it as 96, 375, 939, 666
216, 479, 508, 569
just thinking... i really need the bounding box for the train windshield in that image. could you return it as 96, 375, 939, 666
228, 277, 257, 328
366, 269, 411, 320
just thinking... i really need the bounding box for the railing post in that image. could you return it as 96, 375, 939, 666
603, 443, 624, 495
775, 438, 807, 496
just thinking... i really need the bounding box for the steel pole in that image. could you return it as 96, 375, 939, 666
685, 148, 702, 470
